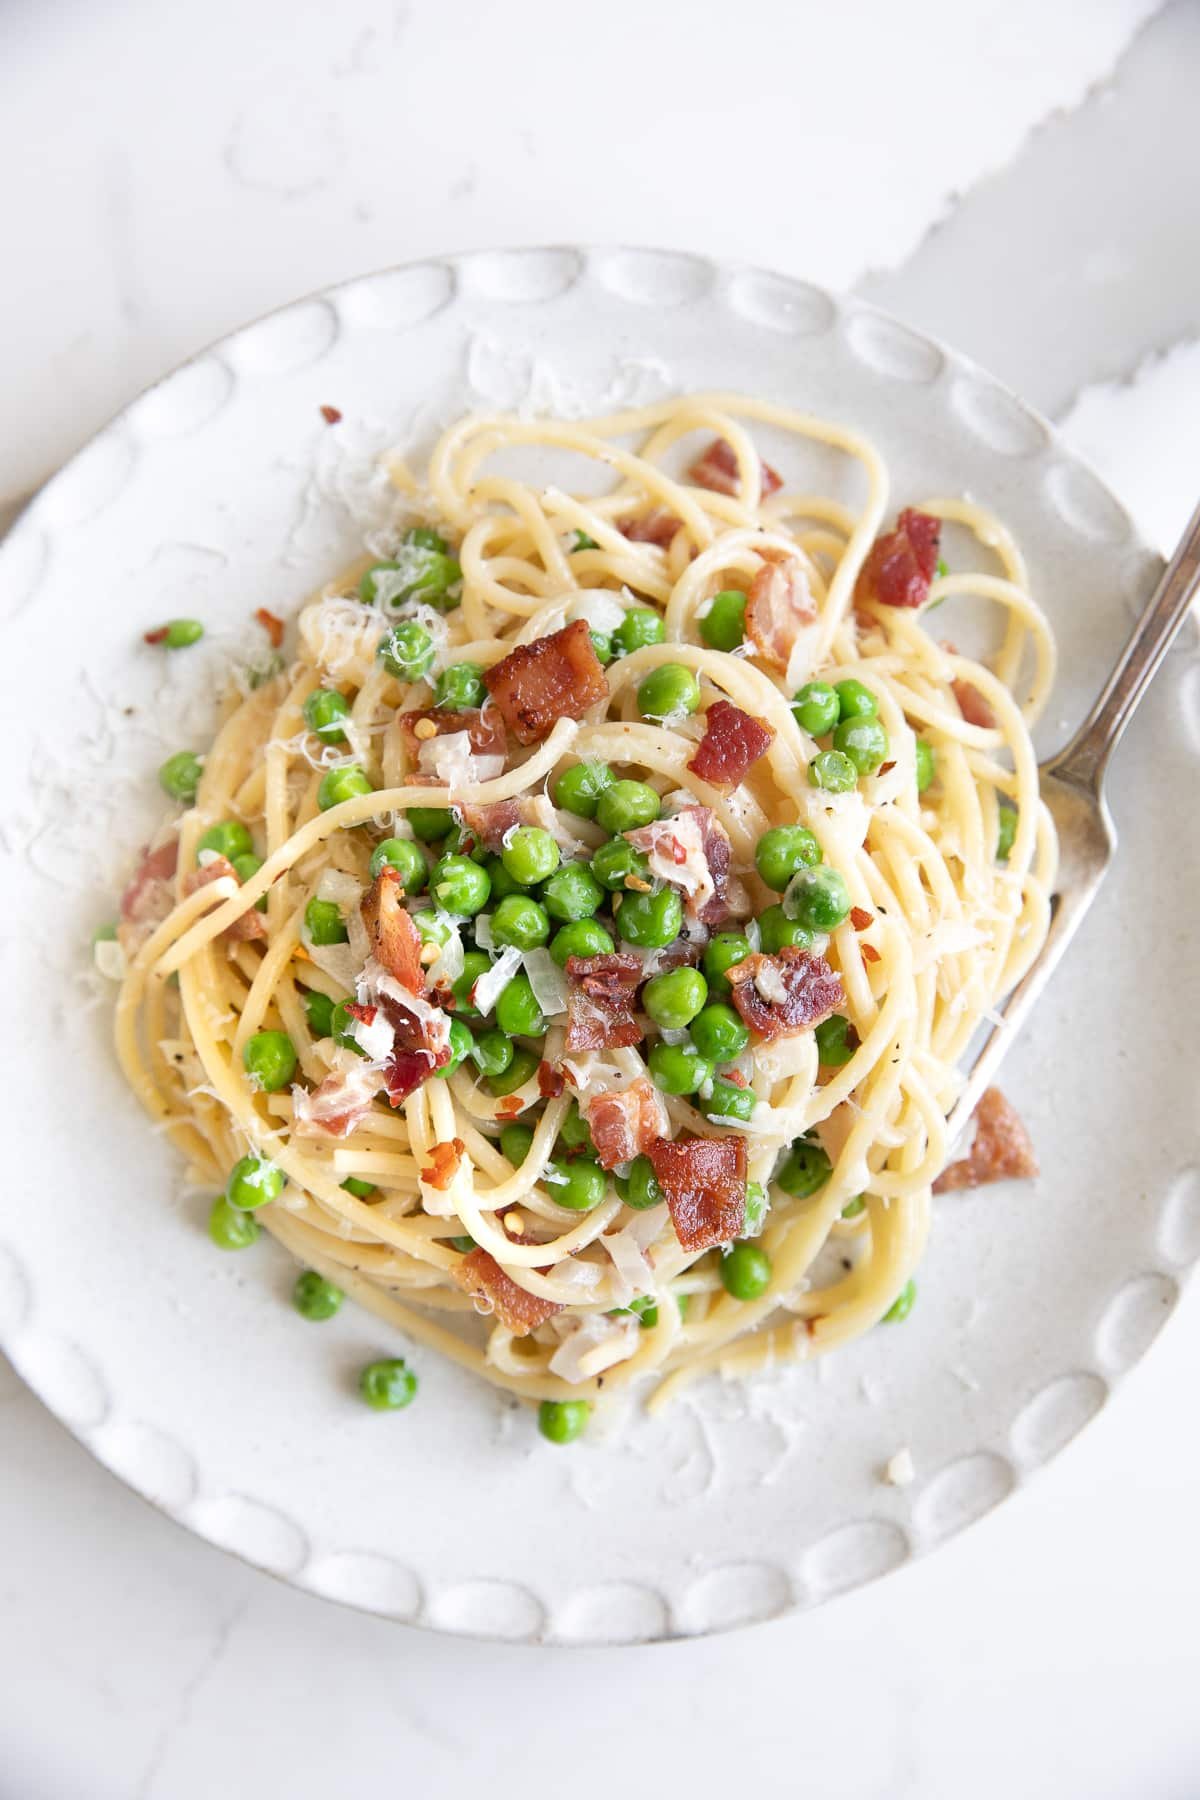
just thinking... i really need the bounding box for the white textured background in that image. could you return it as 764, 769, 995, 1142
3, 2, 1200, 1795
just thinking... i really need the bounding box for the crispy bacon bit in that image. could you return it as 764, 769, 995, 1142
396, 707, 507, 765
483, 621, 608, 747
647, 1136, 747, 1252
361, 868, 423, 990
952, 677, 997, 730
858, 508, 941, 610
382, 1045, 447, 1105
620, 510, 679, 547
585, 1077, 669, 1171
183, 855, 267, 941
933, 1088, 1038, 1193
142, 624, 169, 645
118, 840, 179, 952
255, 607, 285, 648
687, 436, 782, 500
292, 1065, 380, 1139
423, 1137, 466, 1191
744, 559, 817, 670
726, 947, 844, 1042
626, 803, 739, 929
564, 952, 644, 1052
861, 942, 881, 964
454, 1249, 563, 1336
456, 798, 521, 853
688, 699, 774, 789
374, 989, 451, 1104
319, 404, 342, 425
537, 1061, 566, 1099
850, 907, 874, 930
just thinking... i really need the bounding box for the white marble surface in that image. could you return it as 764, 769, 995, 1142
3, 2, 1200, 1794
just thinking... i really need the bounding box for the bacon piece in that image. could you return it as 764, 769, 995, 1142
850, 907, 874, 930
626, 804, 739, 929
687, 436, 782, 500
375, 990, 452, 1104
564, 952, 645, 1052
620, 510, 679, 547
861, 942, 881, 964
688, 700, 774, 789
361, 868, 423, 990
423, 1137, 466, 1191
952, 677, 997, 730
585, 1077, 669, 1171
118, 840, 179, 952
142, 624, 170, 645
454, 1248, 563, 1336
319, 404, 342, 424
933, 1088, 1038, 1193
396, 707, 507, 765
255, 607, 285, 648
726, 947, 844, 1042
482, 621, 608, 747
455, 798, 521, 854
537, 1061, 566, 1099
343, 1001, 377, 1028
647, 1136, 747, 1252
858, 508, 941, 610
744, 559, 816, 670
292, 1064, 380, 1138
183, 855, 267, 941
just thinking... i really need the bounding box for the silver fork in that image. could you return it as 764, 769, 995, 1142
946, 499, 1200, 1144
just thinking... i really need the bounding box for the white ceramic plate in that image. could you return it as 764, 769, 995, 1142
2, 248, 1198, 1646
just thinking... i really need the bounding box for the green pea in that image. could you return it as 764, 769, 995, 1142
546, 1156, 605, 1211
815, 1014, 856, 1066
915, 739, 936, 794
442, 820, 489, 864
92, 922, 118, 944
242, 1030, 297, 1093
571, 530, 598, 552
538, 1399, 589, 1444
596, 778, 661, 836
500, 1122, 535, 1165
757, 904, 814, 954
495, 973, 545, 1039
208, 1193, 259, 1249
501, 826, 559, 887
369, 836, 426, 893
450, 950, 492, 1016
490, 894, 550, 950
330, 999, 366, 1055
293, 1270, 343, 1321
227, 1154, 285, 1212
413, 910, 452, 948
776, 1139, 831, 1198
703, 1078, 756, 1122
550, 919, 615, 966
590, 631, 614, 665
745, 1181, 769, 1234
434, 661, 486, 710
786, 865, 851, 931
643, 966, 708, 1030
617, 886, 683, 949
884, 1279, 916, 1323
490, 1046, 540, 1096
720, 1242, 772, 1300
317, 765, 374, 811
591, 837, 651, 892
435, 1017, 474, 1079
479, 855, 524, 901
699, 589, 747, 652
552, 760, 614, 819
302, 989, 336, 1038
754, 825, 823, 891
808, 750, 858, 793
637, 663, 701, 722
361, 537, 461, 610
230, 852, 268, 913
618, 1155, 662, 1211
997, 805, 1018, 862
405, 525, 449, 554
161, 618, 204, 649
359, 1358, 418, 1409
305, 896, 348, 946
557, 1100, 594, 1153
791, 681, 840, 736
648, 1040, 711, 1096
407, 805, 455, 842
689, 1002, 749, 1062
841, 1196, 866, 1219
431, 854, 491, 917
834, 715, 889, 775
834, 678, 878, 722
626, 1294, 659, 1329
341, 1177, 376, 1198
450, 1234, 476, 1253
613, 608, 665, 655
463, 1030, 508, 1081
675, 1291, 691, 1321
198, 820, 253, 861
541, 863, 604, 923
303, 687, 351, 743
377, 621, 434, 681
703, 931, 752, 997
159, 751, 203, 804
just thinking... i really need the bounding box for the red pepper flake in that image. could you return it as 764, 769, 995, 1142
142, 625, 169, 645
343, 1001, 378, 1027
255, 607, 285, 648
537, 1060, 566, 1099
319, 404, 343, 425
861, 942, 881, 964
850, 907, 874, 931
423, 1137, 466, 1191
495, 1096, 525, 1120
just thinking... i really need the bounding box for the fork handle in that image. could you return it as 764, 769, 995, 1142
1053, 497, 1200, 791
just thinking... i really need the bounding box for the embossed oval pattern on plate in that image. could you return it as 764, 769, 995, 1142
914, 1452, 1015, 1544
1011, 1373, 1108, 1471
430, 1580, 547, 1643
726, 270, 837, 337
1095, 1272, 1179, 1374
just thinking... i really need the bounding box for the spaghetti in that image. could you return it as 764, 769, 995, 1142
110, 393, 1055, 1436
